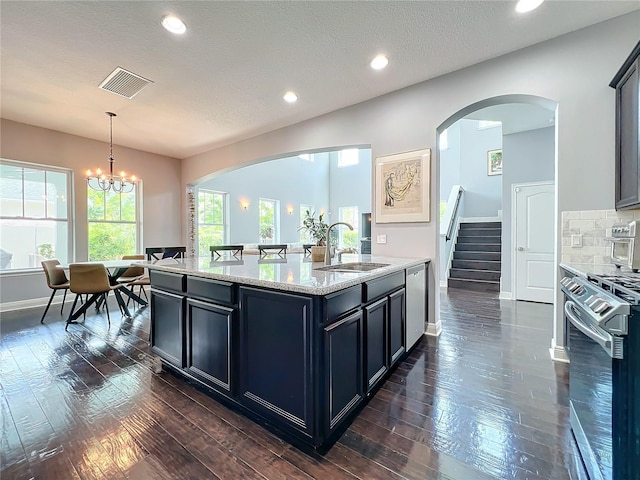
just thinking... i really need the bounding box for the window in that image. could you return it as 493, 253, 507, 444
478, 120, 502, 130
259, 198, 278, 244
439, 129, 448, 150
198, 189, 227, 256
337, 148, 359, 167
338, 206, 359, 249
299, 204, 313, 242
0, 161, 72, 270
87, 186, 139, 261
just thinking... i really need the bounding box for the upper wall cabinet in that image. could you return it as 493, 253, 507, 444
612, 41, 640, 210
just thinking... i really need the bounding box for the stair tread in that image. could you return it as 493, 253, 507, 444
450, 268, 500, 273
448, 277, 500, 284
453, 259, 501, 263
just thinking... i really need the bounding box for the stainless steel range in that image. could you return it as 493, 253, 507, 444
561, 273, 640, 480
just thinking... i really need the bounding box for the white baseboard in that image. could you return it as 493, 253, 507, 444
425, 320, 442, 337
0, 287, 150, 314
549, 341, 569, 363
499, 291, 513, 300
0, 296, 53, 313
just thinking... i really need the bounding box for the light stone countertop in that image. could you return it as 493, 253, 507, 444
138, 254, 430, 295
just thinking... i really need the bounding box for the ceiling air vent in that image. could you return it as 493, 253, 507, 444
98, 67, 153, 99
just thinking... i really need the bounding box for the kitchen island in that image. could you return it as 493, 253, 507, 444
141, 254, 429, 451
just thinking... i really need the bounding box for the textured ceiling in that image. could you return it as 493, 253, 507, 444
1, 1, 638, 159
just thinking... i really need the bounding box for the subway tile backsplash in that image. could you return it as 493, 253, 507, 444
561, 209, 640, 269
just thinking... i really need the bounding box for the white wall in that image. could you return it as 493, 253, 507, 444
459, 120, 503, 218
199, 153, 330, 243
180, 12, 640, 349
0, 119, 182, 305
328, 149, 372, 229
198, 148, 372, 244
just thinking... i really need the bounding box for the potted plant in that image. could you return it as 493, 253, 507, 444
298, 210, 329, 261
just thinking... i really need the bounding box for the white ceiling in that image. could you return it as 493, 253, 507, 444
1, 1, 638, 159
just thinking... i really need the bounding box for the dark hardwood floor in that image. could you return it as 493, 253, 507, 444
1, 289, 585, 479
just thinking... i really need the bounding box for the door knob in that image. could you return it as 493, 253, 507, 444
518, 247, 524, 251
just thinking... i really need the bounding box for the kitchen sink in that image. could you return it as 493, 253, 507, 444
314, 262, 390, 273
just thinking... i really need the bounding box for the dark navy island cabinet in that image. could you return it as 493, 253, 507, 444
149, 266, 426, 451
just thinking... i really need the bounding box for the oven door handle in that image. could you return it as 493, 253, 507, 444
565, 301, 624, 359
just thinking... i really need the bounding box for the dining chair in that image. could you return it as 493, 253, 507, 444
117, 254, 149, 305
210, 245, 244, 259
145, 246, 186, 261
66, 263, 125, 330
40, 259, 70, 323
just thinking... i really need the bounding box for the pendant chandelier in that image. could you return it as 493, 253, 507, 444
86, 112, 137, 194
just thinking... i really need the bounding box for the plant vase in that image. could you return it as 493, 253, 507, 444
310, 245, 325, 262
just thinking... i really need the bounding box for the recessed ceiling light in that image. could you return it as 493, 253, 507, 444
283, 91, 298, 103
515, 0, 544, 13
370, 54, 389, 70
161, 15, 187, 35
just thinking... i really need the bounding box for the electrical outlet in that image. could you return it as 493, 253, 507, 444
377, 234, 387, 244
571, 234, 583, 247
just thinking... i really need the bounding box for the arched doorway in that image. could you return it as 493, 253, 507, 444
436, 94, 561, 355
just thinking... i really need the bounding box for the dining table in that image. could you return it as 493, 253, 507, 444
58, 259, 148, 322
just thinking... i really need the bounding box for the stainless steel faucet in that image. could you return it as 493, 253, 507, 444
325, 222, 354, 265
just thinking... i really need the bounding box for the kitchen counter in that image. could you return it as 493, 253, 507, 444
144, 253, 429, 451
138, 253, 429, 295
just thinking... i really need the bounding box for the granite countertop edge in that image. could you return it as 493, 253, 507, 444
137, 255, 431, 295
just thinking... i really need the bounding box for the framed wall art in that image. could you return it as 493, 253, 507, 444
375, 148, 431, 224
487, 149, 502, 176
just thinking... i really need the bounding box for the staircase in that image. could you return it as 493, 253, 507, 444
448, 221, 501, 293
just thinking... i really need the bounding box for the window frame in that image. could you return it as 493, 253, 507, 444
299, 203, 314, 243
197, 188, 229, 255
87, 182, 142, 261
258, 197, 279, 244
0, 158, 74, 273
338, 206, 359, 249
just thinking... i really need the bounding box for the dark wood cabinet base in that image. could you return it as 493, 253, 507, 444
150, 266, 426, 450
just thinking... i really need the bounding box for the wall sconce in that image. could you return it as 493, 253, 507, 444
240, 200, 250, 210
287, 206, 294, 215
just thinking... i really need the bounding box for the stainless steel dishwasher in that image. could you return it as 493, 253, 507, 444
405, 263, 426, 349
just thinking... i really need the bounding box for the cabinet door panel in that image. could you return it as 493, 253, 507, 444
239, 287, 313, 434
150, 288, 185, 367
187, 299, 234, 393
615, 58, 640, 209
389, 288, 406, 365
324, 310, 363, 431
364, 297, 388, 392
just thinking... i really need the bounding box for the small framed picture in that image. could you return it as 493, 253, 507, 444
487, 149, 502, 176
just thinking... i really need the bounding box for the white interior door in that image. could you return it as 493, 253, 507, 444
515, 182, 555, 303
